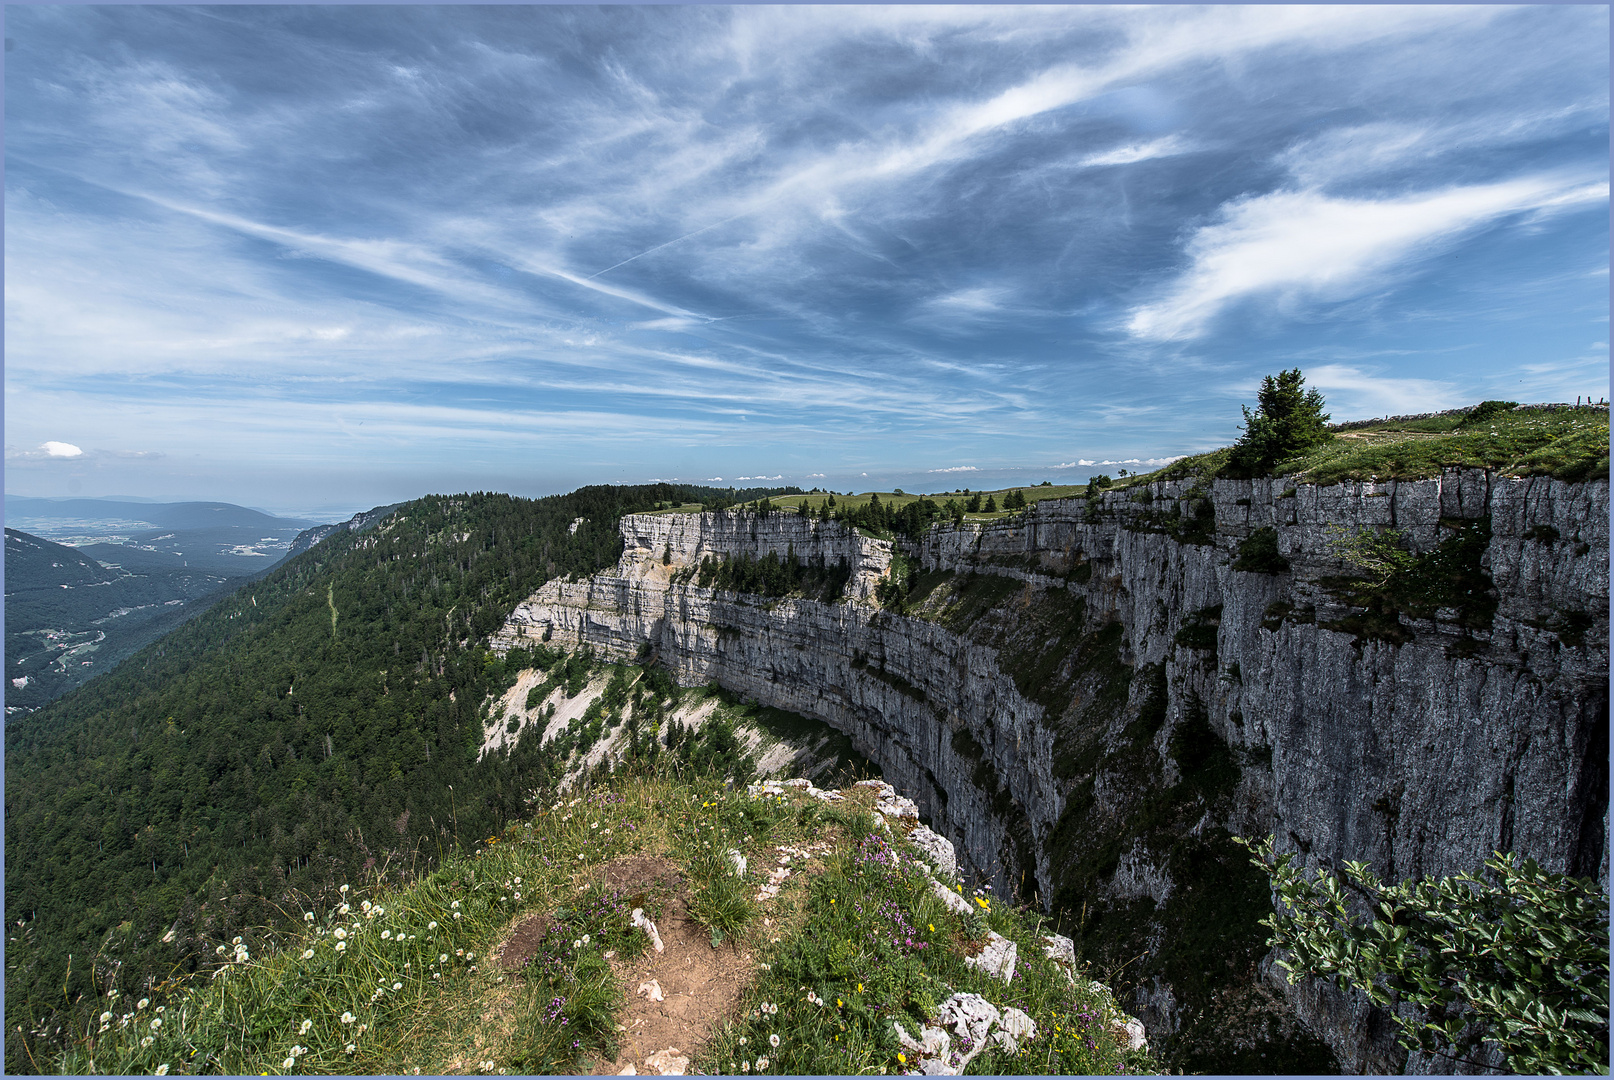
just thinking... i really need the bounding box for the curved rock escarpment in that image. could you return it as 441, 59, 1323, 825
493, 473, 1608, 1072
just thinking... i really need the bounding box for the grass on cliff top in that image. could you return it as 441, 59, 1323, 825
59, 767, 1154, 1077
1139, 404, 1609, 487
716, 486, 1090, 519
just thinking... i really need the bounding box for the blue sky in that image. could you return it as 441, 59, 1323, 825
6, 5, 1607, 519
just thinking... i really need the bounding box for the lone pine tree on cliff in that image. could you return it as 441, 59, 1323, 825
1226, 367, 1332, 476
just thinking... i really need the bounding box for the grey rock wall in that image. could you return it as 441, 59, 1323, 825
492, 470, 1608, 1072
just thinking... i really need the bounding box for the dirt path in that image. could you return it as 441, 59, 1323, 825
485, 832, 841, 1077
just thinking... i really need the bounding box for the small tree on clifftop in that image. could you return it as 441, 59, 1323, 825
1227, 368, 1332, 476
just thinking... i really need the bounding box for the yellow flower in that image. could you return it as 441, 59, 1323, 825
928, 924, 934, 932
897, 1054, 907, 1064
857, 983, 863, 993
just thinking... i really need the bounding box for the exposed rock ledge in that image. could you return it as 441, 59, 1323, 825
494, 471, 1607, 1073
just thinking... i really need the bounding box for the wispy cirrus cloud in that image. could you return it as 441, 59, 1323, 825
4, 5, 1605, 510
1127, 174, 1608, 342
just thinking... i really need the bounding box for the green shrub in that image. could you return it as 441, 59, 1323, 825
1239, 836, 1609, 1075
1232, 527, 1290, 574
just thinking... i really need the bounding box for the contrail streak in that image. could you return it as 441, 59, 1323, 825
587, 213, 748, 280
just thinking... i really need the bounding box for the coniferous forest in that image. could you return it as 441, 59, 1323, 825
3, 483, 794, 1074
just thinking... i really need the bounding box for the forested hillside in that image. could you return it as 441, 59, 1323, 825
4, 483, 794, 1075
5, 530, 240, 714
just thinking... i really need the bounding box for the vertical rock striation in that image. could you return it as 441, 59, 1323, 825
493, 473, 1607, 1072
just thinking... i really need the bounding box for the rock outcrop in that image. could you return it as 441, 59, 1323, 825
493, 471, 1608, 1072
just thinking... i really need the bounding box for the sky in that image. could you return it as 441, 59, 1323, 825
5, 5, 1608, 520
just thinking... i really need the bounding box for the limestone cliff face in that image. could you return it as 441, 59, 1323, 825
493, 473, 1608, 1072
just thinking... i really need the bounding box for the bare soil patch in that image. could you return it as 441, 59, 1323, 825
582, 856, 746, 1076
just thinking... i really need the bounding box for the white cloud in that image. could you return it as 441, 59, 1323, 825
926, 288, 1007, 314
1128, 174, 1609, 341
42, 441, 84, 458
929, 465, 979, 473
1077, 135, 1190, 169
1055, 456, 1183, 468
1303, 364, 1464, 416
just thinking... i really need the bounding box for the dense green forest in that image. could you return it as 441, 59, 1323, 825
3, 482, 793, 1074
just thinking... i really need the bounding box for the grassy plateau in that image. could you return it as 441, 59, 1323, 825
55, 766, 1154, 1077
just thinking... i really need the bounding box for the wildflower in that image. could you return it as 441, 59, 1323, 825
582, 934, 590, 944
451, 900, 461, 909
301, 949, 315, 960
455, 949, 465, 957
339, 903, 351, 915
156, 1066, 170, 1076
769, 1035, 780, 1048
303, 912, 314, 922
282, 1057, 295, 1070
898, 1054, 907, 1064
573, 939, 582, 949
433, 972, 441, 979
513, 877, 522, 885
341, 1012, 355, 1025
440, 954, 449, 963
928, 924, 934, 932
741, 1063, 749, 1073
858, 983, 863, 993
358, 1024, 369, 1034
340, 884, 350, 893
142, 1037, 154, 1048
739, 1038, 747, 1046
361, 901, 372, 912
151, 1018, 163, 1031
99, 1011, 112, 1024
138, 998, 150, 1010
336, 942, 347, 952
454, 912, 463, 920
108, 990, 120, 1000
382, 930, 392, 940
756, 1058, 769, 1070
428, 921, 438, 930
334, 927, 347, 940
346, 1044, 357, 1054
232, 937, 242, 946
299, 1019, 313, 1035
467, 952, 476, 960
392, 982, 403, 991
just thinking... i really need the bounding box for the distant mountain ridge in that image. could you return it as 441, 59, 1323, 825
6, 496, 316, 532
278, 502, 407, 565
